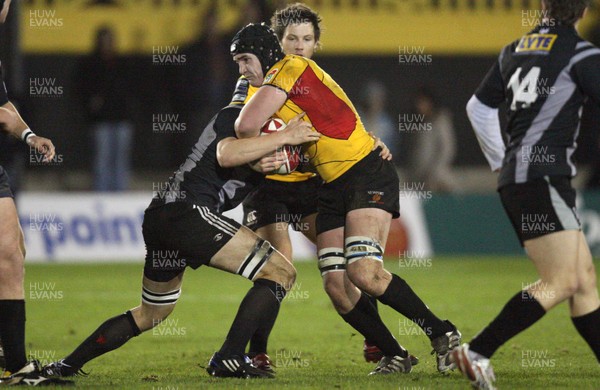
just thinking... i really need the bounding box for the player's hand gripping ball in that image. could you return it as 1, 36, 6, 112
260, 118, 302, 174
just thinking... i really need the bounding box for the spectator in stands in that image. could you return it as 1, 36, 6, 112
76, 26, 134, 191
359, 80, 400, 165
406, 87, 457, 192
170, 4, 234, 164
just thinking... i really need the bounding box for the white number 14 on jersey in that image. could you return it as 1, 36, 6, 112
508, 66, 541, 110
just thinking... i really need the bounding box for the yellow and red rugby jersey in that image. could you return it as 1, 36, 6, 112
231, 76, 314, 183
261, 55, 374, 183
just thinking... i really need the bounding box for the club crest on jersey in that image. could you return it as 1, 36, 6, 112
516, 34, 557, 54
246, 210, 257, 225
368, 191, 385, 205
264, 68, 279, 83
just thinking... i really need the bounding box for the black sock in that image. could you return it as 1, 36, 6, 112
367, 294, 378, 311
248, 303, 280, 355
377, 274, 451, 339
0, 300, 27, 372
64, 311, 141, 368
219, 279, 285, 357
470, 290, 546, 358
572, 306, 600, 362
341, 293, 407, 358
364, 293, 380, 346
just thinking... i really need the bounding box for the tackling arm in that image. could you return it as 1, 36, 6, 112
218, 112, 318, 168
217, 134, 286, 169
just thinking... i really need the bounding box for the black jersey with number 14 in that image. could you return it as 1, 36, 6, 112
475, 24, 600, 188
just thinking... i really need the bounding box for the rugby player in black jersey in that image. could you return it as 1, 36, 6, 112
40, 42, 319, 379
454, 1, 600, 388
0, 0, 72, 386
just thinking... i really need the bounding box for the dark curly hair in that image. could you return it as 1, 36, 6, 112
270, 3, 322, 43
543, 0, 590, 25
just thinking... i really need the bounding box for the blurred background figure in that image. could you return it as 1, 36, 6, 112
76, 26, 134, 192
406, 87, 457, 193
161, 0, 270, 168
169, 3, 232, 165
359, 80, 400, 165
239, 0, 273, 26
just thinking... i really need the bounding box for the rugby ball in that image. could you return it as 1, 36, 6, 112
260, 118, 301, 174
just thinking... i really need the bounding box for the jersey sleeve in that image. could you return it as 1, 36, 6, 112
229, 77, 258, 106
213, 107, 241, 141
262, 56, 307, 94
230, 77, 250, 105
466, 95, 505, 171
572, 51, 600, 106
0, 62, 9, 106
474, 59, 505, 108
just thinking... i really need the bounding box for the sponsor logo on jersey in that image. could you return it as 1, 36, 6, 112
516, 34, 557, 53
213, 233, 223, 242
264, 68, 279, 83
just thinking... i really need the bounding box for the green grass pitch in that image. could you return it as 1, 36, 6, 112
23, 257, 599, 389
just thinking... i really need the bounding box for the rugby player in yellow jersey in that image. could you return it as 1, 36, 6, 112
232, 21, 461, 375
235, 3, 393, 370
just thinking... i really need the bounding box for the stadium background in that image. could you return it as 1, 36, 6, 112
2, 0, 600, 261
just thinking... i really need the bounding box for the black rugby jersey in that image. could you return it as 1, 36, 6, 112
149, 105, 264, 213
475, 24, 600, 188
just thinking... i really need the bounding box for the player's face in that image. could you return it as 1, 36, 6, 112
0, 0, 12, 24
233, 53, 264, 87
281, 22, 318, 59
